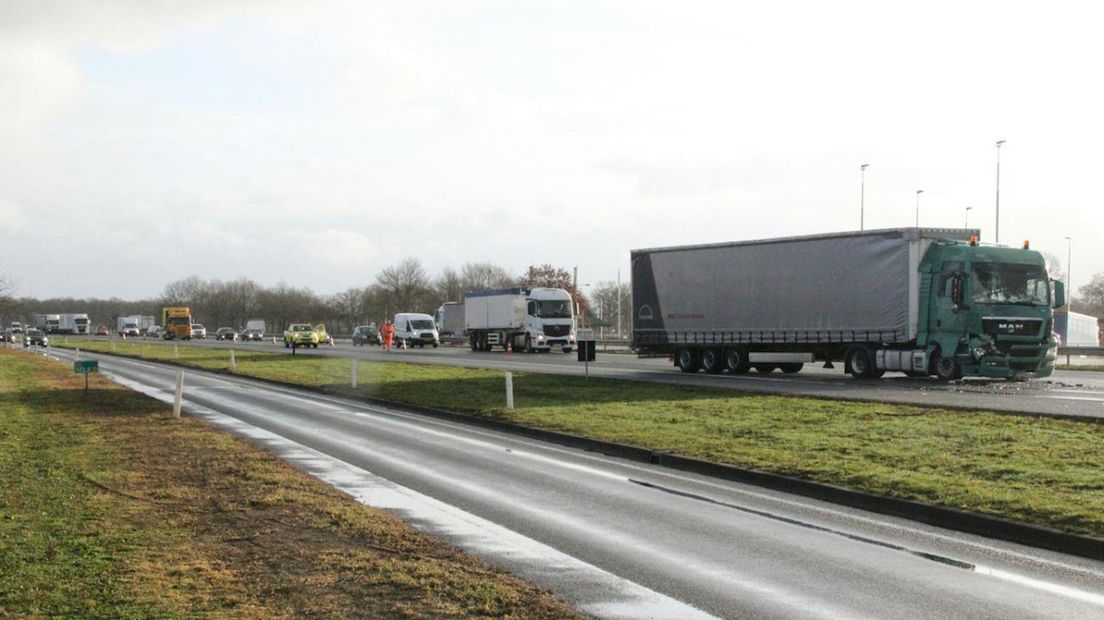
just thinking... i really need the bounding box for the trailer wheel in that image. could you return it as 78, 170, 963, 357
846, 346, 879, 379
932, 350, 962, 381
779, 363, 804, 374
676, 348, 701, 373
701, 349, 724, 374
724, 349, 750, 374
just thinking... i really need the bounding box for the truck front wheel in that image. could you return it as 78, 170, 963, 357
932, 351, 963, 381
701, 348, 724, 374
676, 348, 701, 373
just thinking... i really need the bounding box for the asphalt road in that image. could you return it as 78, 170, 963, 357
45, 348, 1104, 619
138, 337, 1104, 419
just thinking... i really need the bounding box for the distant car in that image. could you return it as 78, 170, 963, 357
146, 325, 163, 338
215, 327, 238, 341
24, 329, 48, 347
190, 324, 207, 339
352, 325, 380, 346
239, 328, 264, 341
95, 325, 110, 337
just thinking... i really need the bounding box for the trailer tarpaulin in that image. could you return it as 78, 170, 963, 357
632, 229, 972, 346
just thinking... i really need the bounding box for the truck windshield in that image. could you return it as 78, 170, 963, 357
530, 300, 572, 318
410, 320, 434, 329
76, 318, 88, 324
972, 263, 1049, 306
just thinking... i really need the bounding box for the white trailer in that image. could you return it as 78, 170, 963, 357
1053, 311, 1100, 346
58, 313, 90, 334
464, 287, 575, 353
245, 319, 266, 334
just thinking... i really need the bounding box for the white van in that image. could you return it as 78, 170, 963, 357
393, 313, 439, 348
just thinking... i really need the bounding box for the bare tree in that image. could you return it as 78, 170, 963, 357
376, 258, 433, 313
1077, 272, 1104, 319
590, 280, 632, 337
435, 267, 465, 303
461, 262, 515, 291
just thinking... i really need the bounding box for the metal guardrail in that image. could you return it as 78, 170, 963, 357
1057, 346, 1104, 357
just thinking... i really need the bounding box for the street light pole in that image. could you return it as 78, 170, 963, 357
1066, 236, 1073, 312
995, 140, 1006, 243
915, 190, 924, 227
860, 163, 869, 230
965, 206, 973, 228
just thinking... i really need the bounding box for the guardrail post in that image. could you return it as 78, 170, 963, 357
173, 372, 184, 418
505, 371, 514, 409
351, 358, 358, 388
173, 342, 179, 359
230, 348, 237, 370
111, 339, 116, 353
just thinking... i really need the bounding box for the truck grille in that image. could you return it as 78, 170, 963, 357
543, 324, 570, 337
982, 318, 1042, 338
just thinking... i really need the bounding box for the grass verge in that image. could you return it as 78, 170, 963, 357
50, 339, 1104, 539
0, 347, 582, 618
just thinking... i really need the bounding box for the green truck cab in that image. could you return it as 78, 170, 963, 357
918, 238, 1062, 380
283, 323, 328, 349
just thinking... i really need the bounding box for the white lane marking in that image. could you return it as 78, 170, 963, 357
103, 371, 719, 620
975, 564, 1104, 607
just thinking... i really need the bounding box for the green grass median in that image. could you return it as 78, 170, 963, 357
53, 339, 1104, 539
0, 348, 580, 618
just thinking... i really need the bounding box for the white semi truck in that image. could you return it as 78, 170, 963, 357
465, 287, 576, 353
58, 313, 90, 335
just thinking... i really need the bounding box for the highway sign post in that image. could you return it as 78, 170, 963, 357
577, 340, 596, 379
73, 359, 98, 390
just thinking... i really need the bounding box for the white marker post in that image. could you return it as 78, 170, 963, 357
229, 348, 236, 371
75, 347, 81, 359
111, 339, 116, 353
505, 371, 514, 410
351, 358, 358, 388
173, 342, 179, 359
173, 372, 184, 418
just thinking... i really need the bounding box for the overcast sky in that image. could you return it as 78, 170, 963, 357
2, 1, 1101, 300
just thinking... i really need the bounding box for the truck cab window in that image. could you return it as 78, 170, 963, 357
528, 301, 536, 316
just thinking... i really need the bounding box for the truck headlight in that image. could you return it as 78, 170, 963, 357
972, 347, 986, 360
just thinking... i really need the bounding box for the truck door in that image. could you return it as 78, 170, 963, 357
928, 261, 968, 342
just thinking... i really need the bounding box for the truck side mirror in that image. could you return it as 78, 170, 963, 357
950, 273, 965, 306
1052, 280, 1066, 309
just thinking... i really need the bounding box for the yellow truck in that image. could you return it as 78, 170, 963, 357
162, 307, 192, 340
283, 323, 328, 349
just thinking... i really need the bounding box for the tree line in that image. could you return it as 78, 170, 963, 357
0, 259, 631, 336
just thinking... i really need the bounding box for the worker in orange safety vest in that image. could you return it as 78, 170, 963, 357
380, 320, 395, 351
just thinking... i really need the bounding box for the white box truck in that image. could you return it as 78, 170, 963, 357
465, 287, 576, 353
59, 313, 90, 335
117, 316, 144, 338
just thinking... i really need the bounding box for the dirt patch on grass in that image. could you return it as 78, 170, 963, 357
0, 349, 584, 619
